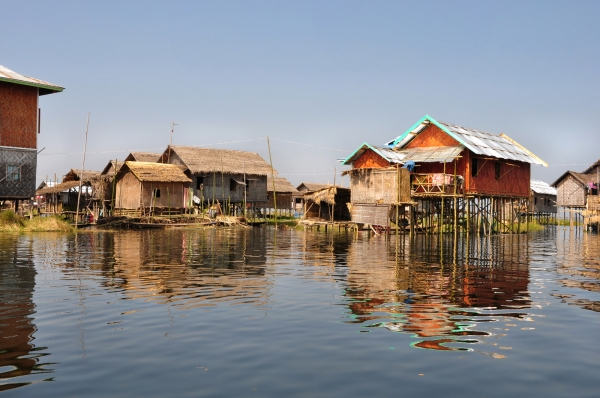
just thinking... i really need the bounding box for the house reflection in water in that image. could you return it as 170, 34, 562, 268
0, 236, 51, 391
93, 229, 272, 309
343, 235, 531, 351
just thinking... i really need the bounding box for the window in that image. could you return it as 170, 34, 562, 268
230, 178, 237, 192
6, 166, 20, 181
196, 176, 204, 190
154, 189, 161, 198
495, 161, 501, 180
471, 158, 478, 177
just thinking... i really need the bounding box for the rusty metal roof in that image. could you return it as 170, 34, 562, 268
388, 115, 547, 166
0, 65, 64, 95
530, 180, 557, 195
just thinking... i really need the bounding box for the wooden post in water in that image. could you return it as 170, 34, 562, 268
75, 113, 90, 229
266, 136, 277, 228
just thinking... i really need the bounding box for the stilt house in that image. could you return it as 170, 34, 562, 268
114, 161, 192, 215
0, 65, 63, 205
529, 180, 557, 214
343, 115, 547, 230
552, 159, 600, 212
159, 146, 272, 205
260, 175, 298, 210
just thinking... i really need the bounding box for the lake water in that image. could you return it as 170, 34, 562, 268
1, 226, 599, 397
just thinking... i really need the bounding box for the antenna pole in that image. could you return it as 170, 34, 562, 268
75, 113, 90, 229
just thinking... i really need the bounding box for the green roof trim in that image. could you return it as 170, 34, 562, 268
0, 77, 64, 93
342, 142, 373, 165
390, 114, 479, 154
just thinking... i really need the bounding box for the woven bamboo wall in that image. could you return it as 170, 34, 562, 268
350, 168, 411, 204
0, 147, 37, 199
115, 172, 141, 209
557, 175, 586, 207
141, 181, 186, 208
0, 82, 38, 149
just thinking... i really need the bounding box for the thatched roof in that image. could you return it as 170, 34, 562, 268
117, 161, 192, 183
36, 180, 83, 195
297, 182, 337, 192
162, 145, 275, 176
126, 152, 161, 163
304, 186, 350, 205
267, 176, 298, 193
101, 159, 123, 176
552, 171, 595, 187
63, 169, 102, 182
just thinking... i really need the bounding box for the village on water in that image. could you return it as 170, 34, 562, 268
1, 64, 599, 233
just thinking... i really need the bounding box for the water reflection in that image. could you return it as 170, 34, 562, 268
0, 236, 52, 391
340, 233, 532, 351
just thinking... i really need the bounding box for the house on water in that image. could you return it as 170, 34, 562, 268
114, 161, 192, 216
552, 159, 600, 227
529, 179, 557, 223
343, 115, 547, 233
0, 65, 63, 209
159, 146, 273, 208
257, 175, 298, 216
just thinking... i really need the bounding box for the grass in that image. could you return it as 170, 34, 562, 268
0, 210, 74, 232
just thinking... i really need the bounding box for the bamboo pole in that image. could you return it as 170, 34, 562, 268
75, 113, 90, 229
266, 136, 277, 228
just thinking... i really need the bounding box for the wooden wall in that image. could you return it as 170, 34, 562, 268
0, 147, 37, 199
405, 124, 460, 148
353, 149, 390, 169
196, 173, 267, 203
0, 82, 38, 149
530, 193, 557, 213
141, 181, 187, 209
556, 175, 586, 207
115, 172, 142, 209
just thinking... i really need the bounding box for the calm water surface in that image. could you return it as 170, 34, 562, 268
1, 226, 599, 396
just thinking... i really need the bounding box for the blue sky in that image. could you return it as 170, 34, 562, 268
1, 0, 598, 186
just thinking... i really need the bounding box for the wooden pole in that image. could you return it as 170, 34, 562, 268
75, 113, 90, 229
266, 136, 277, 228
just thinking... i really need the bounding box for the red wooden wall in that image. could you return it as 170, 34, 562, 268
353, 149, 390, 169
0, 81, 38, 149
405, 124, 530, 197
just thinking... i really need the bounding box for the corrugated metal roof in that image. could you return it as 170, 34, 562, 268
0, 65, 63, 95
530, 179, 557, 195
395, 146, 464, 163
342, 143, 405, 165
389, 115, 547, 166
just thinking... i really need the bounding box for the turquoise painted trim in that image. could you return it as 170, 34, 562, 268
342, 142, 371, 165
0, 77, 64, 93
390, 115, 430, 147
390, 114, 481, 155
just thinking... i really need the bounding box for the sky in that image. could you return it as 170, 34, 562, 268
1, 0, 599, 187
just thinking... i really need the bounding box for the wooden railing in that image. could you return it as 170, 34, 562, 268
411, 173, 462, 196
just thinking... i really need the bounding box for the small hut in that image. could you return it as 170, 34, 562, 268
266, 175, 298, 209
529, 179, 557, 222
114, 161, 192, 216
303, 185, 351, 222
35, 180, 83, 213
159, 146, 273, 207
125, 152, 161, 163
552, 160, 600, 227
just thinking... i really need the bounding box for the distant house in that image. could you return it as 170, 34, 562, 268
125, 152, 161, 163
159, 146, 273, 205
529, 180, 557, 214
0, 65, 63, 206
114, 161, 192, 215
259, 175, 298, 210
552, 160, 600, 211
60, 169, 102, 212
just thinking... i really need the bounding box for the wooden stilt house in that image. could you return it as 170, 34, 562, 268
552, 159, 600, 228
343, 115, 547, 232
159, 146, 272, 207
303, 185, 351, 221
0, 65, 63, 207
114, 161, 192, 216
